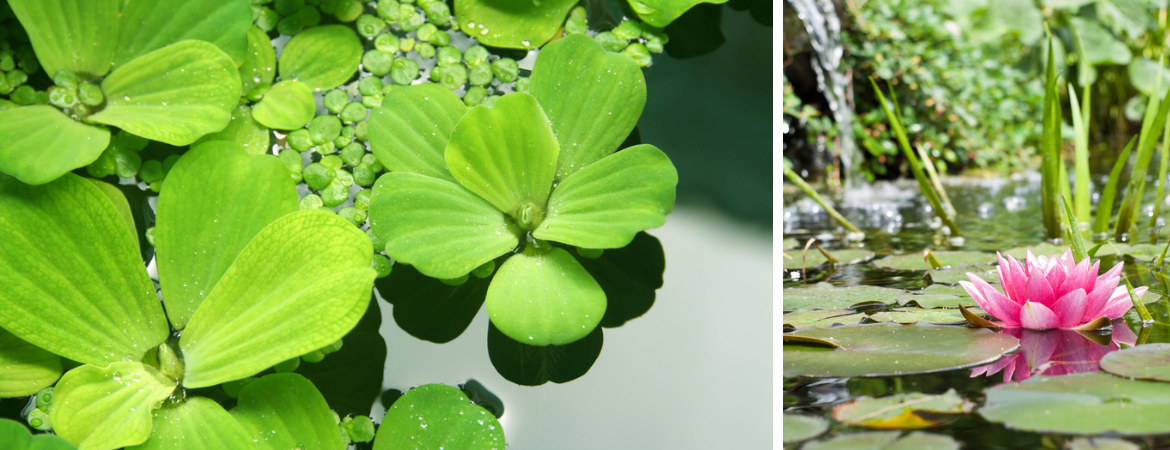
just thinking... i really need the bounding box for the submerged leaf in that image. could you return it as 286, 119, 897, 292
51, 362, 177, 450
486, 322, 602, 386
0, 105, 110, 185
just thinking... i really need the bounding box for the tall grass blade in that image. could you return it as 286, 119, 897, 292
1040, 33, 1063, 240
1148, 121, 1170, 231
1092, 136, 1137, 235
1061, 195, 1088, 263
782, 163, 863, 235
1069, 82, 1091, 228
891, 89, 958, 218
1115, 59, 1170, 239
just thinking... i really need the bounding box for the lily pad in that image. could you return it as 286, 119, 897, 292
1100, 343, 1170, 381
783, 309, 863, 329
831, 389, 974, 429
1066, 437, 1140, 450
784, 323, 1020, 378
873, 251, 992, 271
1000, 242, 1070, 260
782, 249, 876, 270
895, 285, 977, 309
980, 372, 1170, 435
867, 307, 984, 325
782, 413, 828, 443
1088, 243, 1160, 260
802, 431, 960, 450
926, 267, 997, 284
783, 283, 907, 311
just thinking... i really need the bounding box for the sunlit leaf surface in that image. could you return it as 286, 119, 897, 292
278, 25, 361, 91
0, 105, 110, 185
0, 328, 61, 398
51, 362, 177, 450
374, 384, 505, 450
230, 374, 344, 450
126, 397, 252, 450
980, 372, 1170, 435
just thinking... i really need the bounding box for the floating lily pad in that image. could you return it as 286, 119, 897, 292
802, 431, 960, 450
867, 307, 984, 325
873, 251, 991, 271
784, 323, 1020, 378
832, 389, 973, 429
783, 283, 906, 311
1000, 242, 1069, 260
895, 285, 978, 309
980, 372, 1170, 435
782, 413, 828, 443
783, 309, 863, 329
782, 249, 876, 270
1066, 437, 1140, 450
926, 268, 997, 285
1090, 243, 1160, 260
1100, 343, 1170, 381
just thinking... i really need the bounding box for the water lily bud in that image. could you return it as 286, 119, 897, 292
288, 128, 314, 152
323, 89, 348, 114
375, 33, 401, 53
491, 58, 519, 82
279, 149, 304, 183
593, 31, 626, 52
471, 260, 495, 278
35, 387, 53, 411
390, 58, 420, 85
362, 49, 395, 77
274, 357, 300, 372
376, 0, 400, 22
334, 0, 364, 22
303, 163, 334, 190
622, 42, 652, 67
398, 4, 424, 31
463, 85, 488, 106
340, 101, 369, 123
299, 193, 324, 210
356, 14, 386, 39
27, 408, 50, 431
309, 115, 342, 145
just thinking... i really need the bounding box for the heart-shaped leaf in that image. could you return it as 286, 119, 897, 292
88, 40, 241, 146
194, 104, 272, 155
487, 322, 602, 386
0, 328, 61, 398
114, 0, 252, 67
530, 35, 646, 182
126, 397, 253, 450
230, 373, 345, 450
453, 0, 578, 49
252, 80, 316, 130
486, 246, 606, 346
0, 418, 76, 450
0, 174, 168, 366
375, 264, 491, 343
0, 105, 111, 185
239, 26, 276, 96
369, 83, 466, 182
446, 93, 558, 217
535, 144, 677, 249
278, 25, 361, 91
373, 384, 505, 449
7, 0, 118, 78
627, 0, 728, 27
369, 172, 518, 279
180, 210, 375, 388
51, 362, 177, 450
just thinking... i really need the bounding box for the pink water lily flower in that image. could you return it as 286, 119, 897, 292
959, 249, 1145, 330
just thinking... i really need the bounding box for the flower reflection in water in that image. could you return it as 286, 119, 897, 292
971, 320, 1138, 382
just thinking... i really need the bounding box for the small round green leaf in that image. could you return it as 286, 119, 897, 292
8, 0, 118, 78
454, 0, 577, 49
373, 384, 505, 450
194, 104, 272, 155
783, 414, 828, 443
369, 83, 467, 182
0, 328, 61, 398
486, 246, 606, 346
1100, 343, 1170, 381
0, 105, 110, 185
279, 25, 362, 91
980, 372, 1170, 435
252, 80, 316, 130
230, 373, 344, 450
114, 0, 253, 67
126, 397, 253, 450
51, 362, 177, 450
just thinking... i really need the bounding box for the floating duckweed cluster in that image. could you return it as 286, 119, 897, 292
0, 7, 41, 109
563, 6, 668, 68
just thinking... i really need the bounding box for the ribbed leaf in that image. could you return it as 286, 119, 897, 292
126, 397, 252, 450
486, 246, 605, 346
180, 210, 375, 388
51, 362, 177, 450
374, 384, 506, 449
0, 175, 168, 367
155, 141, 297, 330
0, 328, 61, 398
445, 93, 558, 215
278, 25, 361, 91
87, 178, 140, 251
114, 0, 252, 67
530, 35, 647, 182
369, 172, 518, 279
7, 0, 118, 78
0, 106, 110, 185
252, 80, 315, 130
369, 84, 466, 182
89, 40, 241, 146
454, 0, 577, 49
535, 145, 677, 249
230, 374, 345, 450
193, 104, 272, 155
239, 26, 276, 96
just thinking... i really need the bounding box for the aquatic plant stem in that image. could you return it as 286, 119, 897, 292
1061, 195, 1089, 262
1149, 121, 1170, 232
1124, 278, 1154, 324
1116, 59, 1170, 240
1069, 83, 1091, 228
782, 165, 862, 234
1093, 136, 1137, 235
1040, 32, 1063, 241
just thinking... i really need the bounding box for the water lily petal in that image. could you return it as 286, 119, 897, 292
1082, 260, 1101, 293
1019, 301, 1061, 330
1026, 262, 1057, 306
1100, 285, 1145, 319
996, 252, 1014, 292
965, 276, 1022, 326
1082, 275, 1120, 322
1057, 258, 1091, 296
1004, 254, 1029, 304
1049, 288, 1087, 328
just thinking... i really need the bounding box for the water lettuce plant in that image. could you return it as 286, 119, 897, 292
0, 0, 251, 184
368, 34, 677, 345
455, 0, 713, 48
0, 142, 375, 449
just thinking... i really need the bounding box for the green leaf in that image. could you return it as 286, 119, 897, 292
0, 174, 168, 367
486, 322, 602, 386
486, 246, 605, 346
7, 0, 118, 78
802, 431, 960, 450
194, 104, 272, 155
783, 309, 864, 329
114, 0, 252, 67
373, 384, 505, 450
278, 25, 362, 91
782, 414, 829, 444
239, 26, 276, 95
180, 210, 375, 388
783, 283, 910, 310
1129, 57, 1170, 97
51, 362, 177, 450
445, 93, 558, 215
627, 0, 728, 27
530, 35, 647, 182
126, 398, 253, 450
0, 418, 76, 450
155, 141, 298, 330
0, 328, 61, 398
535, 145, 677, 249
375, 264, 490, 343
832, 390, 974, 428
0, 105, 110, 185
295, 297, 386, 417
1100, 343, 1170, 381
783, 249, 876, 270
230, 373, 345, 450
980, 372, 1170, 435
368, 83, 466, 182
1070, 17, 1131, 66
87, 178, 140, 251
453, 0, 578, 49
369, 172, 519, 279
252, 80, 316, 130
872, 251, 992, 270
88, 40, 241, 146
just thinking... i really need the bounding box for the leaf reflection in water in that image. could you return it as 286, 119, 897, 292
971, 321, 1137, 382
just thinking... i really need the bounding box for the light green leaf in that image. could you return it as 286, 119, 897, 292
51, 362, 177, 450
535, 145, 677, 249
369, 84, 466, 182
194, 104, 272, 155
1129, 57, 1170, 97
627, 0, 728, 27
369, 172, 518, 279
980, 372, 1170, 435
445, 93, 558, 216
126, 397, 253, 450
454, 0, 578, 49
0, 328, 61, 398
181, 210, 375, 388
1097, 0, 1150, 38
278, 25, 362, 91
486, 246, 605, 346
1070, 17, 1131, 66
0, 418, 76, 450
7, 0, 118, 78
373, 384, 506, 450
230, 373, 345, 450
87, 178, 140, 251
88, 40, 241, 146
783, 414, 829, 444
155, 141, 297, 330
252, 80, 315, 130
0, 105, 110, 185
530, 35, 646, 182
0, 175, 168, 367
239, 26, 276, 95
114, 0, 252, 67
